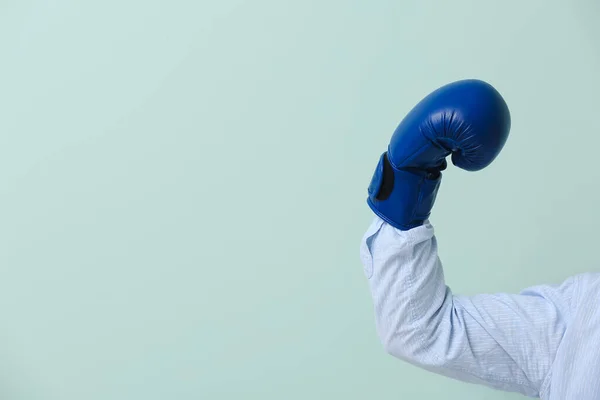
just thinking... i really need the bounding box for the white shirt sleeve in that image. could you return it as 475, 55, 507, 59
360, 217, 579, 397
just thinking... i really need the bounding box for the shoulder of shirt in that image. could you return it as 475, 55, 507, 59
574, 272, 600, 291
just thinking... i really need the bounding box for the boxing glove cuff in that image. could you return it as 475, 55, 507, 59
367, 152, 442, 231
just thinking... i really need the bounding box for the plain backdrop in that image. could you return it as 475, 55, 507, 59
1, 0, 599, 399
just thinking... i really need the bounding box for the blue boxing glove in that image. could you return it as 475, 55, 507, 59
367, 79, 511, 230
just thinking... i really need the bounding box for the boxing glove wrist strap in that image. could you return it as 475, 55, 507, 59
367, 152, 442, 231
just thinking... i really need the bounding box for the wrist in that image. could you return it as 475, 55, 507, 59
367, 152, 442, 230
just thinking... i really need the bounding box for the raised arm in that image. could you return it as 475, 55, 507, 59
361, 79, 565, 397
361, 217, 579, 397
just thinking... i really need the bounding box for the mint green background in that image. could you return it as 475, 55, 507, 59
0, 1, 598, 399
